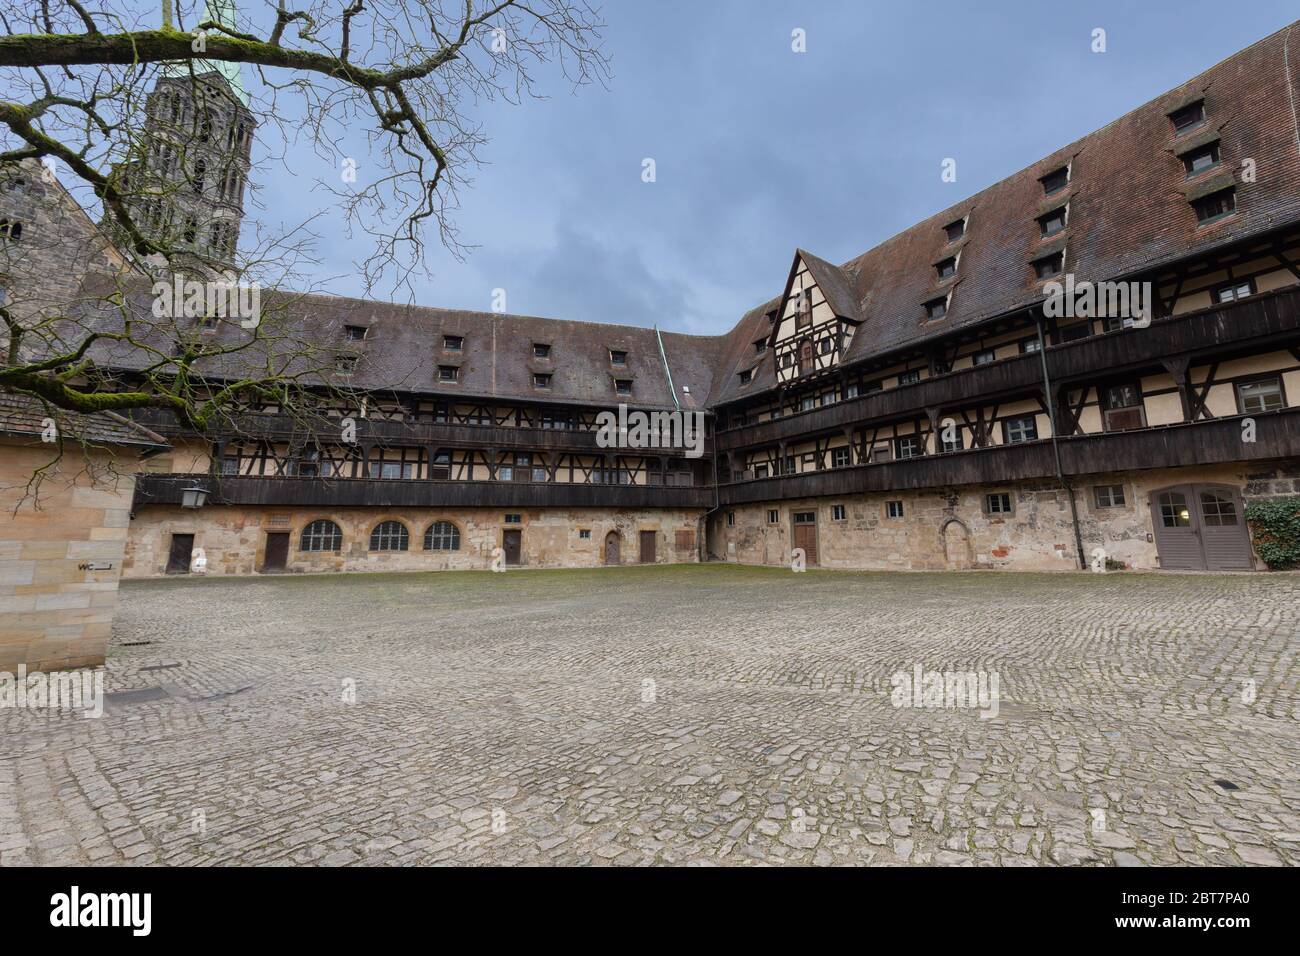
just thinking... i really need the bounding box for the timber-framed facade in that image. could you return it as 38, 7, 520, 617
4, 22, 1300, 577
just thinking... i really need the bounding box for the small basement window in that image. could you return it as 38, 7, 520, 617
1094, 484, 1126, 508
985, 492, 1014, 515
1169, 100, 1205, 136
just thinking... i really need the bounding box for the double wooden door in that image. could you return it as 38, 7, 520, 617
1150, 484, 1253, 570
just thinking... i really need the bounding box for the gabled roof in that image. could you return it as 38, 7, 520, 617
796, 249, 861, 322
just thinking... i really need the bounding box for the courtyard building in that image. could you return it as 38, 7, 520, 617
1, 21, 1299, 589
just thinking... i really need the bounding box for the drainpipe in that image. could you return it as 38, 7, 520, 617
1034, 316, 1087, 570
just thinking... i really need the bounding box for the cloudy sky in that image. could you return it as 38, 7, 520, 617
251, 0, 1299, 336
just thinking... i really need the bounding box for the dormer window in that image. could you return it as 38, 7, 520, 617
335, 355, 357, 373
944, 218, 966, 243
1183, 142, 1220, 177
614, 378, 632, 395
1192, 187, 1236, 225
935, 256, 957, 280
532, 372, 552, 389
754, 339, 767, 354
924, 295, 949, 320
438, 365, 458, 382
1033, 251, 1064, 280
345, 325, 367, 342
1038, 206, 1068, 237
533, 342, 551, 359
1040, 166, 1069, 196
443, 335, 463, 351
739, 369, 754, 385
609, 350, 628, 366
1169, 100, 1205, 136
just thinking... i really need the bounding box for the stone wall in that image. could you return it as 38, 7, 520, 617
0, 440, 136, 671
124, 505, 706, 577
709, 462, 1296, 572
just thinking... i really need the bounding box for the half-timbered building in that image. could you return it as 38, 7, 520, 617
4, 22, 1300, 577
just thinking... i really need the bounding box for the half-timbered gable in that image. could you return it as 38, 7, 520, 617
772, 250, 862, 384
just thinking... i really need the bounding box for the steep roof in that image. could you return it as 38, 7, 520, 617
45, 21, 1300, 419
707, 20, 1300, 406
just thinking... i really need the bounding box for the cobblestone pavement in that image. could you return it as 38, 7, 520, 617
2, 565, 1298, 866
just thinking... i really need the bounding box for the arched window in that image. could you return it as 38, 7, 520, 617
424, 521, 461, 551
300, 519, 343, 552
369, 520, 409, 552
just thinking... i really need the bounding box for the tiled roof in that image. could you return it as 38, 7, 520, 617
0, 394, 168, 449
49, 21, 1300, 418
707, 21, 1300, 405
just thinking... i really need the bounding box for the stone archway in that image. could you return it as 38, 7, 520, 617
941, 518, 974, 570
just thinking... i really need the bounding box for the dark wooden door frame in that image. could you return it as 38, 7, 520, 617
639, 530, 656, 564
502, 529, 522, 566
166, 533, 195, 574
604, 531, 621, 565
263, 531, 290, 572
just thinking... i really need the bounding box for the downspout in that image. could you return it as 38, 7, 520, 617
1035, 315, 1086, 570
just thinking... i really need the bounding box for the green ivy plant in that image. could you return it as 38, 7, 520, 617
1244, 496, 1300, 570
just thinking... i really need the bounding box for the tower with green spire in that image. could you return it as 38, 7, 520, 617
104, 0, 257, 274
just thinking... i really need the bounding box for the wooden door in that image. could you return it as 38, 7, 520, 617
502, 529, 522, 566
639, 530, 656, 564
792, 512, 818, 566
1150, 486, 1205, 570
166, 533, 195, 574
263, 532, 289, 572
1195, 486, 1253, 570
604, 531, 620, 565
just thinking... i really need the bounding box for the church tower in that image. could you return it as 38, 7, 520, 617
104, 1, 256, 275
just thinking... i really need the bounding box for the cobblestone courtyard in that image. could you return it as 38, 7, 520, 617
3, 565, 1298, 866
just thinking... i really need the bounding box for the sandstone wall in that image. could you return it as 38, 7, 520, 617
709, 461, 1299, 572
0, 440, 135, 670
124, 505, 706, 577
